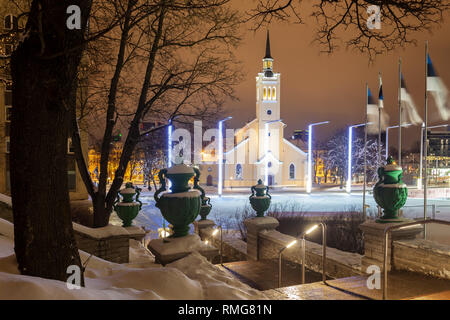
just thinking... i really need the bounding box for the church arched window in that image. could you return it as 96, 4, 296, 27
235, 164, 243, 180
268, 87, 271, 100
289, 163, 295, 179
272, 87, 276, 100
263, 87, 267, 100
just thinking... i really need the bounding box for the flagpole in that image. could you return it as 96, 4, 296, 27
424, 41, 429, 226
378, 72, 382, 217
363, 83, 368, 219
378, 72, 382, 166
398, 58, 402, 166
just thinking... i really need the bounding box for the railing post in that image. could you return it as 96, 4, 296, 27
321, 223, 327, 283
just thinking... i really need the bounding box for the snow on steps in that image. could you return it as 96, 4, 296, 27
0, 217, 266, 300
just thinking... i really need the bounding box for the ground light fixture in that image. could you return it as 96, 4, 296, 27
212, 226, 223, 265
301, 223, 327, 284
278, 239, 298, 288
307, 121, 330, 194
218, 117, 232, 197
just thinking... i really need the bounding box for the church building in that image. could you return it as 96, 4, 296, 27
199, 32, 307, 188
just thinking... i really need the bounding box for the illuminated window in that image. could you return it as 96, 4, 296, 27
235, 164, 243, 180
272, 87, 276, 100
289, 163, 295, 179
4, 14, 17, 30
268, 87, 271, 100
263, 87, 267, 99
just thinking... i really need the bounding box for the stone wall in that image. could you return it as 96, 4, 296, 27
200, 227, 248, 263
73, 223, 145, 264
258, 230, 362, 279
392, 239, 450, 280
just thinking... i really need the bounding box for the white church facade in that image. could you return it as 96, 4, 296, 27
199, 32, 307, 188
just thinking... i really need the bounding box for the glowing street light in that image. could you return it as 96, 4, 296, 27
265, 119, 283, 185
278, 239, 298, 288
218, 117, 232, 197
307, 121, 330, 194
418, 123, 448, 190
347, 123, 366, 194
385, 123, 412, 160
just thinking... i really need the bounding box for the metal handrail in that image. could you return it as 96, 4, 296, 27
301, 222, 327, 284
382, 219, 450, 300
278, 222, 327, 288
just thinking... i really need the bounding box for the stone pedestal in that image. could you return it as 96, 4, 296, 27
244, 216, 279, 261
193, 219, 215, 240
360, 220, 423, 272
148, 234, 219, 265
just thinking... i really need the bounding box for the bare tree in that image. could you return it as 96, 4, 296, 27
248, 0, 450, 59
9, 0, 92, 284
71, 0, 243, 227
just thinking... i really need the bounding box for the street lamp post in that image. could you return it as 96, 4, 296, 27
218, 117, 232, 197
347, 123, 366, 194
307, 121, 330, 194
385, 123, 412, 160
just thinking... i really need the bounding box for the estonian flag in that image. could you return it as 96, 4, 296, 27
427, 54, 449, 121
367, 87, 389, 134
378, 78, 384, 109
400, 74, 422, 125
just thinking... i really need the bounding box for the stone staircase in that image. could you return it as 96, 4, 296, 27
217, 261, 450, 300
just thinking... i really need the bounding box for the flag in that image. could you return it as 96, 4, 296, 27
367, 88, 389, 134
427, 54, 449, 121
378, 77, 384, 109
400, 74, 423, 125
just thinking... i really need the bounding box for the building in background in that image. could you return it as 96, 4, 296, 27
427, 128, 450, 187
199, 32, 307, 188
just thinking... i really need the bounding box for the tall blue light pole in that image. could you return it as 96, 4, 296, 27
346, 123, 366, 194
218, 116, 232, 197
307, 121, 330, 194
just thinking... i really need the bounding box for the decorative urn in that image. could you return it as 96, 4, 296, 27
193, 167, 212, 220
249, 179, 272, 217
113, 182, 143, 227
373, 156, 408, 223
154, 164, 202, 237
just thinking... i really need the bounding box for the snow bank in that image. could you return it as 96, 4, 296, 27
150, 234, 211, 255
0, 218, 266, 300
168, 252, 266, 300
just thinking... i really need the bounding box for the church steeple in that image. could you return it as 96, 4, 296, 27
264, 30, 272, 59
262, 30, 274, 77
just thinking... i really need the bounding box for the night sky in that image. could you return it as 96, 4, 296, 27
225, 4, 450, 150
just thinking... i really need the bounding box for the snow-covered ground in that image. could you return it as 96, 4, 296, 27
0, 218, 266, 300
125, 191, 450, 233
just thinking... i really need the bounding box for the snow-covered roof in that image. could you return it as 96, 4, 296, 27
283, 138, 307, 156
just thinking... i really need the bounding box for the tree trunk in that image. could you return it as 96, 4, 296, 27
10, 0, 91, 283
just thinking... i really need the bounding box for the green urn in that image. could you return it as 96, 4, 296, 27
193, 167, 212, 220
249, 179, 271, 217
113, 182, 143, 227
154, 164, 202, 237
373, 156, 408, 223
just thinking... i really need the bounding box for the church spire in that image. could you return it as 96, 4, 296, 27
262, 30, 274, 77
264, 30, 272, 59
